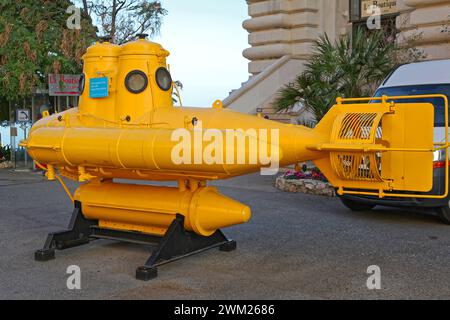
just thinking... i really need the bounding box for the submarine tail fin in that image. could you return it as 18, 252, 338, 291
310, 97, 440, 199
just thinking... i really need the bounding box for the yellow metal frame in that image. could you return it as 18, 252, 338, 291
336, 94, 449, 199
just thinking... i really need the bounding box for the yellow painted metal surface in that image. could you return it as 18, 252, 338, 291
381, 103, 434, 192
75, 181, 251, 237
80, 41, 121, 124
25, 108, 324, 181
21, 37, 448, 236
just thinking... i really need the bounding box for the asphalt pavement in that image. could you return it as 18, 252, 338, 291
0, 169, 448, 300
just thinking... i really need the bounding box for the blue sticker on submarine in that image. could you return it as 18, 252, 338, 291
90, 77, 109, 98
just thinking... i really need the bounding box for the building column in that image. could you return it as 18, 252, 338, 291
243, 0, 322, 75
397, 0, 450, 60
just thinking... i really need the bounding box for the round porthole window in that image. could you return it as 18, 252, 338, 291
125, 70, 148, 94
155, 67, 172, 91
78, 74, 85, 95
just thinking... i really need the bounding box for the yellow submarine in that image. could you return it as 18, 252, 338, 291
22, 34, 448, 280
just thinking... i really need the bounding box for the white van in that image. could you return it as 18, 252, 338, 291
339, 59, 450, 224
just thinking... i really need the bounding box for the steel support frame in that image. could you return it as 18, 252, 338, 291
35, 201, 237, 281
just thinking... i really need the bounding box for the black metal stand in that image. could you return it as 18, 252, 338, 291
136, 215, 236, 281
35, 201, 237, 281
34, 201, 97, 262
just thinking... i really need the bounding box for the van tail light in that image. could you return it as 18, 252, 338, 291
433, 161, 450, 169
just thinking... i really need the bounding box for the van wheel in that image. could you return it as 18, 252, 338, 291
339, 197, 376, 212
435, 206, 450, 225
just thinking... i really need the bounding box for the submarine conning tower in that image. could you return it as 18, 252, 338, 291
79, 34, 173, 125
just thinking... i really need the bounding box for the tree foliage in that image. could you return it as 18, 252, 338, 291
273, 29, 424, 122
81, 0, 167, 44
0, 0, 97, 100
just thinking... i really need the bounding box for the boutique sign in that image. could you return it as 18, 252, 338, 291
48, 74, 81, 97
361, 0, 398, 18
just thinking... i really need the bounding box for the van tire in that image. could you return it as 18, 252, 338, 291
435, 206, 450, 225
339, 197, 376, 212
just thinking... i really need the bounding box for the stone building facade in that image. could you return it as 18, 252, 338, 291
224, 0, 450, 122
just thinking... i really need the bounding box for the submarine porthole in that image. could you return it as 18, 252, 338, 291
79, 74, 85, 95
156, 67, 172, 91
125, 70, 148, 94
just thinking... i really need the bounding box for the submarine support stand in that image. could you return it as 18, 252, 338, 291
34, 201, 237, 281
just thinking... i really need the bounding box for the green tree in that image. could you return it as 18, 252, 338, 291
273, 29, 424, 122
0, 0, 97, 101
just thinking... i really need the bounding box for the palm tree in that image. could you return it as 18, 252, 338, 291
273, 29, 420, 122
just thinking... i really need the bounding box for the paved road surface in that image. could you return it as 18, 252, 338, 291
0, 170, 448, 299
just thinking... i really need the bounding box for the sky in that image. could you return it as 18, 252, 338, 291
154, 0, 250, 106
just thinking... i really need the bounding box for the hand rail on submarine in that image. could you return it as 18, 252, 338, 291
325, 94, 449, 200
35, 161, 75, 203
